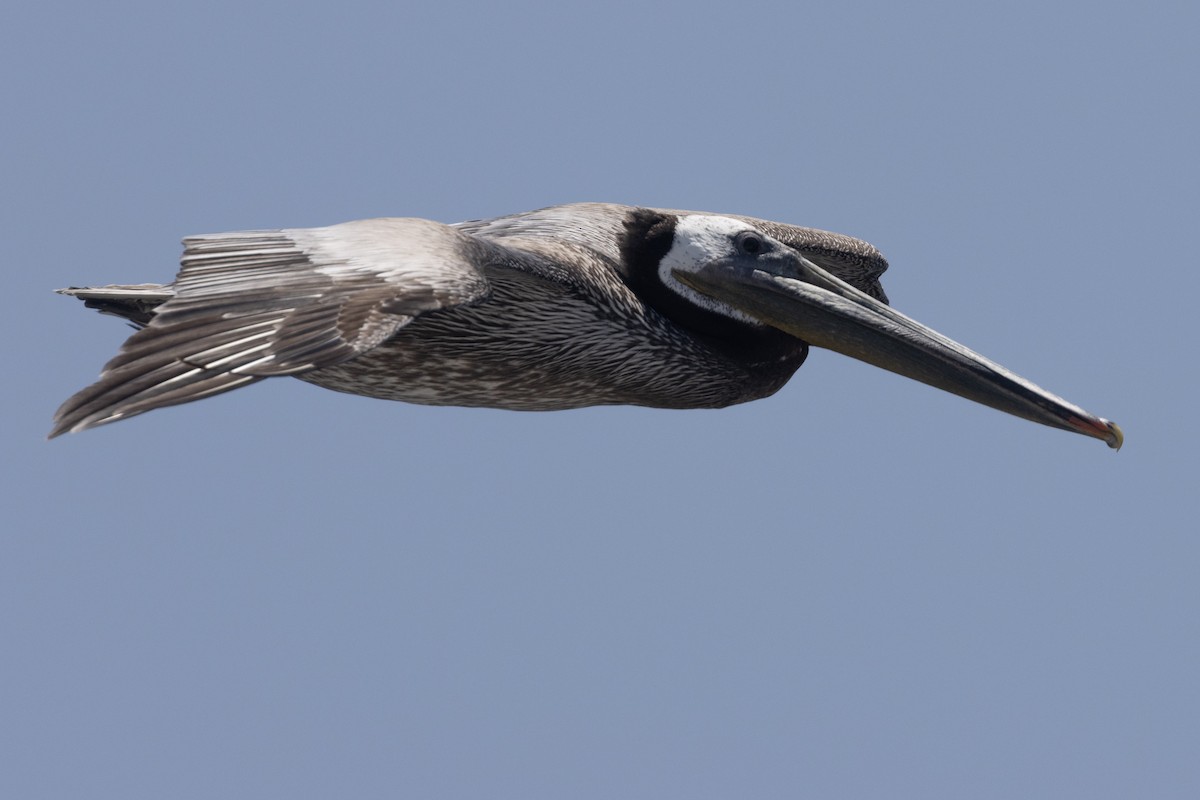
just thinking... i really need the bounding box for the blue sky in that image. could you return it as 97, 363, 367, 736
3, 2, 1196, 797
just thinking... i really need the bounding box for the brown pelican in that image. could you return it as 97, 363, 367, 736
50, 203, 1122, 448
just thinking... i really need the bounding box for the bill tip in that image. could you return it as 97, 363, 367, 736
1104, 420, 1124, 451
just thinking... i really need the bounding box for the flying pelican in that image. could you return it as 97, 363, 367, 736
51, 203, 1122, 448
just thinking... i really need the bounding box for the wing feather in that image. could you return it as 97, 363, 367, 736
52, 218, 498, 436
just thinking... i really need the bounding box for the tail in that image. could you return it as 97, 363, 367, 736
56, 284, 174, 327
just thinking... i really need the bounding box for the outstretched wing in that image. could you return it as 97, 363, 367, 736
52, 218, 499, 437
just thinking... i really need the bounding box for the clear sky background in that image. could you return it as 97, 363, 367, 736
3, 2, 1196, 798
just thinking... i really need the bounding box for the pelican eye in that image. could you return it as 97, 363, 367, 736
736, 231, 764, 255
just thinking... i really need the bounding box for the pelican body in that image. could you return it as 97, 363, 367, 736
52, 203, 1121, 447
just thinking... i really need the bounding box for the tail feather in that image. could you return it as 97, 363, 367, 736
57, 284, 173, 327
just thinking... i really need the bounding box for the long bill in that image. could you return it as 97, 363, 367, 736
675, 258, 1123, 449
